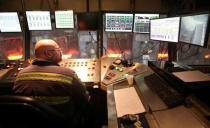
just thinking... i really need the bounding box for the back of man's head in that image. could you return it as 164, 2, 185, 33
35, 39, 62, 63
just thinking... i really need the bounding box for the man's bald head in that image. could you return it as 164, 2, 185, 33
35, 39, 62, 63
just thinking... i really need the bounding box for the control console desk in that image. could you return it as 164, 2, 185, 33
107, 61, 210, 128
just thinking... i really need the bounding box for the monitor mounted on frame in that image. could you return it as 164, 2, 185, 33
179, 13, 209, 47
105, 13, 133, 32
133, 13, 159, 33
55, 10, 74, 29
26, 11, 52, 31
0, 12, 22, 32
150, 17, 181, 43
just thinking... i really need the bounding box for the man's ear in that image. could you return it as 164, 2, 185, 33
44, 50, 54, 58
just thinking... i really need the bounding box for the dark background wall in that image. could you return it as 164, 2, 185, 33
0, 0, 209, 12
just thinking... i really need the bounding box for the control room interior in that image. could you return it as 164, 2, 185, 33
0, 0, 210, 128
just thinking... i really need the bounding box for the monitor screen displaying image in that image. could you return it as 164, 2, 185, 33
134, 14, 159, 33
77, 13, 98, 30
150, 17, 180, 42
26, 11, 52, 30
0, 12, 22, 32
105, 13, 133, 32
179, 13, 209, 47
55, 10, 74, 28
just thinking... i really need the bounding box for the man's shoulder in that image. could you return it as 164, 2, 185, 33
54, 66, 76, 76
19, 65, 76, 76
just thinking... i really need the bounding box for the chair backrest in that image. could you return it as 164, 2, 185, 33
0, 95, 66, 128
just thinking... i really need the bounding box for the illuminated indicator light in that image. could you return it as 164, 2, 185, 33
18, 67, 23, 71
115, 67, 119, 70
27, 59, 32, 64
148, 50, 152, 53
204, 54, 210, 59
62, 54, 72, 59
119, 68, 123, 72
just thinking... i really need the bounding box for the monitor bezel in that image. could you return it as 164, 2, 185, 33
26, 10, 52, 31
0, 12, 22, 33
55, 10, 75, 29
178, 12, 210, 48
149, 16, 181, 43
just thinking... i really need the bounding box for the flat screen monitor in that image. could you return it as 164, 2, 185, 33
179, 13, 209, 47
0, 12, 22, 32
26, 11, 52, 30
77, 13, 98, 30
150, 17, 180, 42
55, 10, 74, 28
105, 13, 133, 32
134, 14, 159, 33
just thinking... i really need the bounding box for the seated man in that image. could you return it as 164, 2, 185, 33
12, 39, 89, 127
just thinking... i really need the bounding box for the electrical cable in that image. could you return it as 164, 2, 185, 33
89, 31, 112, 56
114, 32, 126, 60
88, 32, 97, 55
89, 31, 95, 42
129, 42, 160, 61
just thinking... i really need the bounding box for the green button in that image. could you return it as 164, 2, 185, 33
115, 67, 119, 70
119, 68, 123, 72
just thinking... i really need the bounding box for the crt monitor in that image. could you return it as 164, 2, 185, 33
26, 11, 52, 30
179, 13, 209, 47
134, 14, 159, 33
105, 13, 133, 32
0, 12, 22, 32
55, 10, 74, 28
77, 13, 98, 30
150, 17, 180, 43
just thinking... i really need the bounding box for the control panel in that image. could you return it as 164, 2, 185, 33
59, 58, 100, 83
0, 69, 10, 79
102, 59, 138, 85
100, 56, 117, 81
0, 62, 26, 83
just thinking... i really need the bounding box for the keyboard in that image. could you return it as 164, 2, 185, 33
144, 73, 184, 108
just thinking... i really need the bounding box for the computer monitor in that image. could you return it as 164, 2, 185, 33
55, 10, 74, 28
134, 14, 159, 33
77, 13, 99, 30
26, 11, 52, 30
150, 17, 180, 42
105, 13, 133, 32
0, 12, 22, 32
179, 13, 209, 47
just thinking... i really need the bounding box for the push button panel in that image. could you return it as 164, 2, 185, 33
59, 59, 99, 83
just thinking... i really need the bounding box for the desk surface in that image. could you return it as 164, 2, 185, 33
107, 65, 209, 128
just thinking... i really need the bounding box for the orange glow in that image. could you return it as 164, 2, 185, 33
204, 54, 210, 59
107, 54, 122, 57
4, 37, 22, 40
158, 53, 168, 60
68, 50, 79, 55
62, 54, 72, 59
106, 49, 131, 58
8, 55, 23, 60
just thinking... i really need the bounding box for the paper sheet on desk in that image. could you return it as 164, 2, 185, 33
172, 70, 210, 82
114, 87, 146, 117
